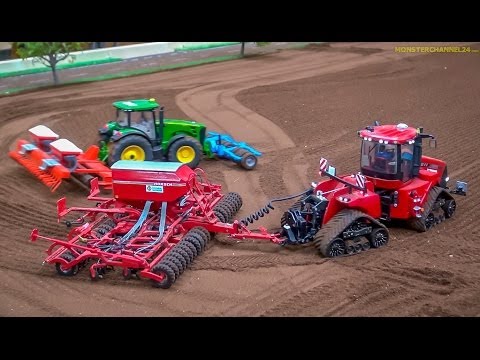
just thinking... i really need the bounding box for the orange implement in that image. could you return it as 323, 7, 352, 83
9, 140, 112, 192
77, 145, 113, 189
9, 139, 69, 192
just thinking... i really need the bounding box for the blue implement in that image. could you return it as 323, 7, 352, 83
204, 132, 262, 170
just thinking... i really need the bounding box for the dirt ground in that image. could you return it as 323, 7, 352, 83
1, 42, 479, 316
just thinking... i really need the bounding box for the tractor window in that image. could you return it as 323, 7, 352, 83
129, 111, 156, 137
401, 143, 414, 181
130, 111, 154, 124
116, 110, 129, 126
115, 109, 128, 126
130, 112, 143, 124
144, 111, 154, 121
361, 140, 398, 175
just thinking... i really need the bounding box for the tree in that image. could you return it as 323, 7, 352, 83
16, 42, 86, 85
240, 42, 271, 57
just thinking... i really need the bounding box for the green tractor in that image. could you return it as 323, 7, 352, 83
98, 98, 205, 168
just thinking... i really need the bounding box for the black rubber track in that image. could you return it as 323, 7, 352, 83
408, 186, 444, 232
313, 209, 388, 257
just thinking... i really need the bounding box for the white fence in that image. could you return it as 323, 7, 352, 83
0, 42, 233, 74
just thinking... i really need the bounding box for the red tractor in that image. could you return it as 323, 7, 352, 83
280, 122, 467, 257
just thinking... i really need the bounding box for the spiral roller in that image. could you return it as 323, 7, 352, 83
240, 202, 275, 226
239, 188, 312, 227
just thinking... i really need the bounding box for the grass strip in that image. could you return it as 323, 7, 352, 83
0, 57, 122, 78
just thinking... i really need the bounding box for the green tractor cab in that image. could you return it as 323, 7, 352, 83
98, 98, 205, 168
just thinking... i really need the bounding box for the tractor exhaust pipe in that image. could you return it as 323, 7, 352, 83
151, 106, 165, 160
159, 106, 164, 126
155, 106, 165, 147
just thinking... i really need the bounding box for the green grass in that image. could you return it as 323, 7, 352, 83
0, 54, 242, 96
174, 42, 240, 52
0, 57, 122, 78
0, 86, 25, 95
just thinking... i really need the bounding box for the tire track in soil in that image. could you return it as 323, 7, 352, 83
261, 279, 407, 317
262, 263, 462, 317
257, 250, 389, 316
191, 251, 328, 272
217, 262, 334, 316
0, 271, 69, 316
0, 262, 184, 312
332, 267, 463, 316
257, 222, 475, 316
0, 266, 186, 316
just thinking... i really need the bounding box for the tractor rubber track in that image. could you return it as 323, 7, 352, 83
313, 209, 387, 257
409, 186, 444, 232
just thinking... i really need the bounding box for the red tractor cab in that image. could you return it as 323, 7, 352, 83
359, 123, 439, 184
358, 122, 451, 222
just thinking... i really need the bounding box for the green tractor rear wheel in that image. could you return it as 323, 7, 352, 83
167, 136, 203, 168
109, 135, 153, 165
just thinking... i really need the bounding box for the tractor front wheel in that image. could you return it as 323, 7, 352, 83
109, 135, 153, 165
167, 137, 202, 169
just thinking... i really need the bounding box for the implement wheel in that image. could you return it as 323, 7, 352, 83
151, 263, 176, 289
224, 192, 243, 211
189, 226, 211, 245
240, 152, 257, 170
55, 252, 79, 277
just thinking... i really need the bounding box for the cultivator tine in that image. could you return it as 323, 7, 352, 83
158, 202, 167, 238
9, 151, 63, 192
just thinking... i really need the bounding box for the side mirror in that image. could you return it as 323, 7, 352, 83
429, 139, 437, 148
327, 166, 336, 176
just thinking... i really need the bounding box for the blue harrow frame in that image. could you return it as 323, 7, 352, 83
204, 132, 262, 170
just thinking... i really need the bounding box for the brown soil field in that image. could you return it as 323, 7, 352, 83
1, 42, 479, 316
